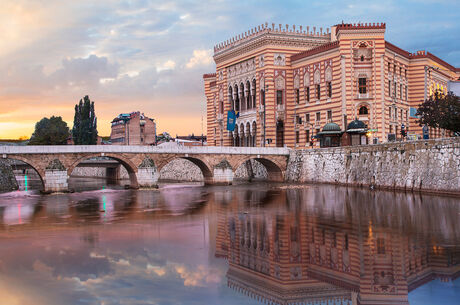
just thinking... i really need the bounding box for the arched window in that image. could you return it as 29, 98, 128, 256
359, 106, 368, 115
252, 79, 257, 108
234, 85, 240, 112
246, 80, 251, 109
252, 121, 257, 147
228, 86, 233, 110
240, 83, 245, 111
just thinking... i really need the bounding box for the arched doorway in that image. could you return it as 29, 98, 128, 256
276, 121, 284, 147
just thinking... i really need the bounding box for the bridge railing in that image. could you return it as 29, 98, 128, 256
0, 145, 290, 156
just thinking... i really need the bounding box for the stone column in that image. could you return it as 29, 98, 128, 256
137, 157, 159, 188
44, 159, 68, 193
210, 159, 233, 185
44, 169, 68, 193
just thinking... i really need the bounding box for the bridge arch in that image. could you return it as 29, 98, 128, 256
2, 156, 45, 190
157, 155, 213, 183
68, 153, 139, 188
233, 157, 284, 182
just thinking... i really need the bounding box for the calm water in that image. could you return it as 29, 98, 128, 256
0, 180, 459, 305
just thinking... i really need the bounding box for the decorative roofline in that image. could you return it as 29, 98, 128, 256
203, 73, 216, 79
214, 22, 330, 53
291, 41, 339, 62
409, 50, 458, 72
335, 22, 386, 34
385, 41, 459, 73
385, 41, 411, 58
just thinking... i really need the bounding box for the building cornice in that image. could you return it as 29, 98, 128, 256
214, 32, 330, 64
385, 41, 410, 58
203, 73, 217, 79
291, 41, 340, 62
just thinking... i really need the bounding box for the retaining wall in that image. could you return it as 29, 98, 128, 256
285, 138, 460, 194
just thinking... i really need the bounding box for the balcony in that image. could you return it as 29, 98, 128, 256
217, 113, 223, 121
357, 93, 370, 99
276, 104, 285, 112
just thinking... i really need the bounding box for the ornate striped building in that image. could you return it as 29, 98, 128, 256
203, 22, 460, 148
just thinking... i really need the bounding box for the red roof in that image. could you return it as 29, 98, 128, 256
291, 41, 339, 62
203, 73, 216, 79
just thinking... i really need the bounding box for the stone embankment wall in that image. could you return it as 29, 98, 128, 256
0, 160, 18, 192
286, 138, 460, 194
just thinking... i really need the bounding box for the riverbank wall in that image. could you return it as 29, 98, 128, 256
0, 160, 18, 192
285, 137, 460, 195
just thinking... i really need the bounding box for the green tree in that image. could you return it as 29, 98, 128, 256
416, 91, 460, 133
72, 95, 98, 144
28, 116, 69, 145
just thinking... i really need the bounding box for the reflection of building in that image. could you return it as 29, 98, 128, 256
110, 112, 156, 145
215, 187, 460, 305
204, 23, 460, 148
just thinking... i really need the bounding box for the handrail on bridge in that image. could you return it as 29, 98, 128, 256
0, 145, 291, 156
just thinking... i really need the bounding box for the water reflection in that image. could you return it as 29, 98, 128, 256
215, 186, 460, 305
0, 183, 457, 305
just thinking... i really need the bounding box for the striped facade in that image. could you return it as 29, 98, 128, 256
204, 23, 460, 148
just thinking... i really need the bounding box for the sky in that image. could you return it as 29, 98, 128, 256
0, 0, 459, 139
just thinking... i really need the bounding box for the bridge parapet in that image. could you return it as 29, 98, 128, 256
0, 145, 290, 155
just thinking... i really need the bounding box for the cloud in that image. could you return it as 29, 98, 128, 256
174, 264, 222, 287
0, 0, 459, 139
186, 49, 213, 69
50, 55, 119, 88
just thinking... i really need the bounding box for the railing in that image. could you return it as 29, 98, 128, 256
0, 145, 291, 155
357, 93, 370, 99
276, 104, 285, 112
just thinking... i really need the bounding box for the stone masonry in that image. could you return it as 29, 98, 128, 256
0, 159, 18, 192
1, 139, 459, 194
286, 137, 460, 194
0, 146, 288, 192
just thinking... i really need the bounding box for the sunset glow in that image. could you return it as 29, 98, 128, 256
0, 0, 459, 139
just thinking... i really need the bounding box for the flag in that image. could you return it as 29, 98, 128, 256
227, 110, 237, 131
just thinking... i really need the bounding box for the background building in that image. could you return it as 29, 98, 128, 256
110, 112, 156, 145
204, 22, 460, 148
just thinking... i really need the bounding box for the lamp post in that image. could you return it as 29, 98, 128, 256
262, 84, 268, 147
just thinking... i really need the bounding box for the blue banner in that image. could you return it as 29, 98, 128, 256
226, 110, 236, 131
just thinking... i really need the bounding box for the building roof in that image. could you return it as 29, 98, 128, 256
317, 122, 342, 135
111, 111, 154, 124
347, 120, 367, 133
335, 22, 386, 34
291, 41, 339, 62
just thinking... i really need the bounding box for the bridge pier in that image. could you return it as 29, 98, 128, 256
207, 160, 234, 185
44, 169, 68, 193
137, 167, 159, 188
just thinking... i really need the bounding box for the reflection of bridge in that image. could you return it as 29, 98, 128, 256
0, 145, 290, 192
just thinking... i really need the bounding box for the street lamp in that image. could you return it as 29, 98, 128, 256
262, 83, 268, 147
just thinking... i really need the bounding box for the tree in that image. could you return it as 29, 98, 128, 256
72, 95, 98, 144
416, 91, 460, 134
28, 116, 69, 145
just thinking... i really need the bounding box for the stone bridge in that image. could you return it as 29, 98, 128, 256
0, 145, 290, 192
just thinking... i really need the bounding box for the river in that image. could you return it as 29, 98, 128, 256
0, 179, 459, 305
